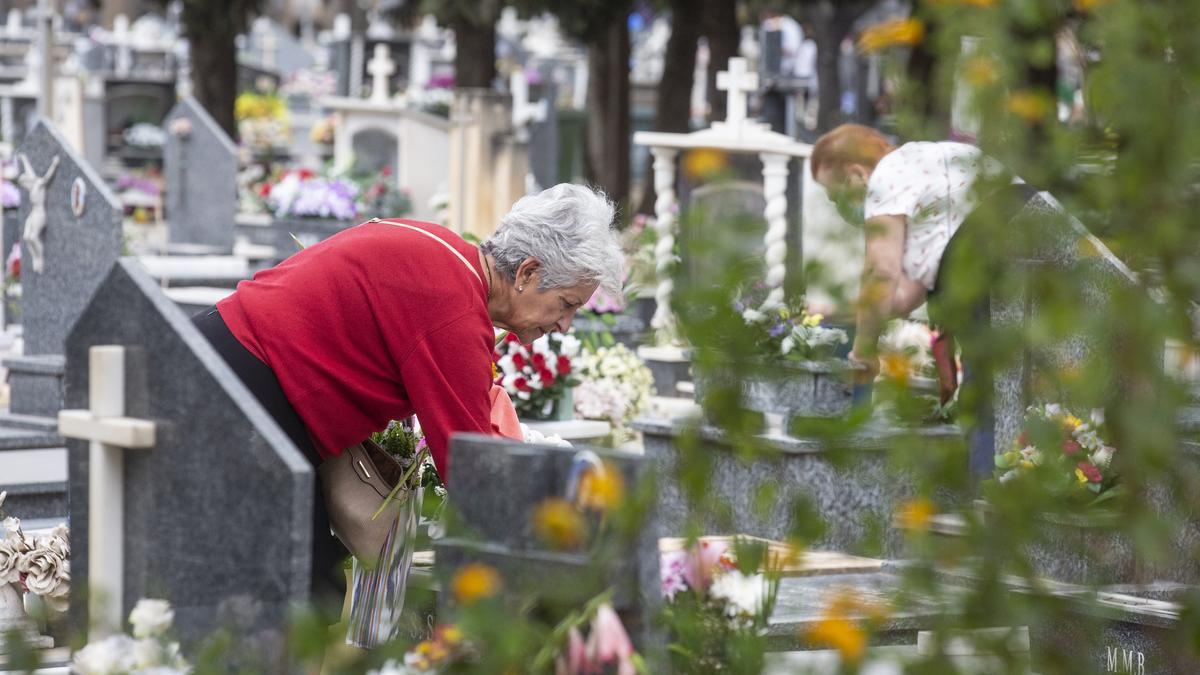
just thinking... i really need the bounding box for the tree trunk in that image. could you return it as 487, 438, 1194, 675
700, 0, 739, 123
450, 15, 497, 89
636, 0, 700, 215
585, 17, 631, 209
905, 0, 950, 137
806, 0, 873, 133
182, 1, 243, 140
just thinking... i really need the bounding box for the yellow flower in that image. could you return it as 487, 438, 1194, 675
1075, 468, 1089, 484
440, 625, 463, 645
451, 563, 501, 605
963, 56, 999, 86
896, 498, 935, 531
1063, 414, 1083, 430
857, 19, 925, 53
879, 352, 913, 386
802, 313, 823, 328
1020, 459, 1035, 470
1006, 90, 1051, 122
577, 464, 624, 512
532, 497, 587, 550
683, 149, 728, 180
1074, 0, 1106, 10
779, 307, 791, 320
806, 617, 866, 664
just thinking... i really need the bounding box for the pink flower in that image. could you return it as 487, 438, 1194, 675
1062, 440, 1081, 455
1077, 461, 1102, 483
586, 604, 636, 675
682, 540, 732, 593
660, 550, 689, 599
6, 242, 19, 280
555, 627, 586, 675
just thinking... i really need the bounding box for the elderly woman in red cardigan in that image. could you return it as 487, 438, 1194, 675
193, 183, 624, 604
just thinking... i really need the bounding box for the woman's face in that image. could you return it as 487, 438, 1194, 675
497, 260, 599, 344
815, 163, 871, 225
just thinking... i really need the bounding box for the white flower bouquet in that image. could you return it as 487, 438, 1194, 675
572, 343, 655, 438
0, 491, 69, 613
72, 598, 190, 675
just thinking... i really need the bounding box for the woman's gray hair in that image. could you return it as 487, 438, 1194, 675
482, 183, 625, 296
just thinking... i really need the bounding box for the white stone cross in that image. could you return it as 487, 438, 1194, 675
715, 56, 758, 129
6, 9, 21, 36
367, 43, 395, 103
259, 25, 278, 71
58, 346, 156, 637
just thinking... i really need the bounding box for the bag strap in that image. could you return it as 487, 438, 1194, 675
374, 218, 483, 289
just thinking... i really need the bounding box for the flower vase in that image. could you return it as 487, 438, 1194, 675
0, 582, 53, 653
553, 387, 575, 421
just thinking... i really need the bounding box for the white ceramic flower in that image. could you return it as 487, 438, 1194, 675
709, 570, 766, 617
2, 516, 20, 537
72, 635, 138, 675
0, 490, 6, 511
129, 598, 175, 639
22, 548, 66, 598
0, 533, 29, 585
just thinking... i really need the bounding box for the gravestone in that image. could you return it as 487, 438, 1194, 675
64, 258, 313, 656
434, 434, 660, 649
350, 127, 399, 175
685, 179, 767, 285
163, 97, 237, 252
0, 120, 121, 431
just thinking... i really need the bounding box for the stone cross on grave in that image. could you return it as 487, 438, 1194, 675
367, 43, 395, 103
715, 57, 758, 129
58, 346, 156, 636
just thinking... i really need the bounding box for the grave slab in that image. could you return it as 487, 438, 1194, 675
163, 97, 237, 251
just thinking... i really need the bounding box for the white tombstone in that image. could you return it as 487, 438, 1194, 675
5, 9, 21, 36
112, 14, 132, 78
632, 56, 811, 340
332, 13, 352, 41
58, 346, 156, 635
367, 43, 394, 103
510, 70, 547, 141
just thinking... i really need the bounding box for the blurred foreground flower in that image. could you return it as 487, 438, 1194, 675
451, 563, 501, 605
857, 19, 925, 53
1006, 90, 1052, 122
896, 497, 936, 532
576, 463, 624, 513
533, 497, 587, 550
683, 149, 728, 180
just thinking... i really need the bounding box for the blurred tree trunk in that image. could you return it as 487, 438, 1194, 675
181, 0, 259, 140
585, 16, 631, 207
637, 0, 700, 215
905, 0, 950, 137
700, 0, 739, 123
803, 0, 873, 133
450, 15, 497, 88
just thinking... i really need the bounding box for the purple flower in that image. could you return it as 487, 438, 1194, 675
660, 550, 689, 599
768, 320, 789, 338
0, 181, 18, 209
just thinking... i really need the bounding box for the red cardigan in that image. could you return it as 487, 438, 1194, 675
217, 219, 497, 478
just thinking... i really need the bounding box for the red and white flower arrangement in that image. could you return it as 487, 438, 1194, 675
494, 332, 582, 419
994, 403, 1118, 505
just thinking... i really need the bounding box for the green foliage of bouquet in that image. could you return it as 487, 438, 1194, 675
993, 403, 1119, 507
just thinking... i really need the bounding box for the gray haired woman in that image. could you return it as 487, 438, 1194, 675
193, 183, 624, 605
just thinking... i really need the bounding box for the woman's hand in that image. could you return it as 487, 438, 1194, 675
847, 350, 879, 384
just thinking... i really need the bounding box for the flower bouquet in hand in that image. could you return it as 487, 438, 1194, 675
494, 332, 582, 419
993, 404, 1119, 507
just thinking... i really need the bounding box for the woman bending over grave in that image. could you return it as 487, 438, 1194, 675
192, 183, 624, 606
811, 123, 1041, 475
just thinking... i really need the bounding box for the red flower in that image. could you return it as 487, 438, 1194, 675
556, 355, 572, 376
382, 166, 393, 177
257, 182, 271, 197
514, 377, 532, 393
1062, 440, 1081, 455
505, 333, 520, 344
539, 368, 555, 386
1077, 461, 1102, 483
1017, 432, 1029, 447
512, 353, 527, 370
298, 168, 315, 180
531, 352, 547, 369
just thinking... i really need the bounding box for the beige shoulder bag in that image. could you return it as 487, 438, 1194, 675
318, 220, 484, 565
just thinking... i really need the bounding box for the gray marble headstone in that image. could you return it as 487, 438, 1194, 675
164, 97, 237, 252
17, 120, 122, 357
65, 258, 313, 656
435, 434, 659, 650
685, 180, 767, 285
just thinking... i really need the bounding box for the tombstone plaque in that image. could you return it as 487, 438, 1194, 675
163, 96, 237, 252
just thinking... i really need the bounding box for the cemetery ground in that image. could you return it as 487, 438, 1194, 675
0, 1, 1199, 674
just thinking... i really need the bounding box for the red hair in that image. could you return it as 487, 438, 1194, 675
810, 124, 895, 181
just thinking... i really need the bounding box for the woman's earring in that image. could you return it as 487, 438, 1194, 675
518, 286, 524, 292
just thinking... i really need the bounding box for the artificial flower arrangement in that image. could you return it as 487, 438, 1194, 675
659, 538, 780, 672
993, 403, 1118, 506
494, 332, 582, 420
352, 165, 413, 219
235, 91, 290, 152
71, 599, 190, 675
739, 297, 849, 363
0, 491, 70, 614
260, 168, 360, 221
572, 343, 655, 441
